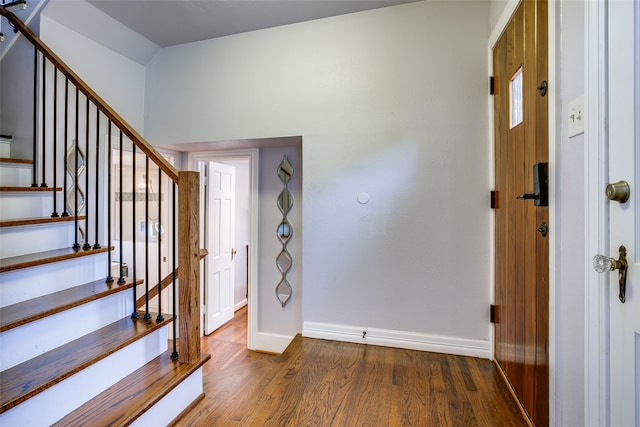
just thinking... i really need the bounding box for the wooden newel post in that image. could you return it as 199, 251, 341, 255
178, 171, 201, 363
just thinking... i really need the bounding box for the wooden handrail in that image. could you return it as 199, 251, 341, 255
0, 7, 179, 182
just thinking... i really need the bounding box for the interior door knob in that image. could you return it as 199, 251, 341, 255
606, 180, 630, 203
593, 245, 627, 303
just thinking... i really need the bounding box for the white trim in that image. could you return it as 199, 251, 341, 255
488, 0, 521, 50
303, 322, 490, 359
547, 1, 558, 425
254, 332, 294, 354
234, 298, 247, 312
584, 0, 610, 426
187, 149, 260, 351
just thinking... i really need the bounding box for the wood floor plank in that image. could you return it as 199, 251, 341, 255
0, 277, 140, 332
0, 314, 171, 413
52, 352, 210, 427
0, 246, 109, 272
174, 308, 529, 427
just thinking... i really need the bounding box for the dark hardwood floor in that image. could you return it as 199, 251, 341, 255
175, 306, 529, 426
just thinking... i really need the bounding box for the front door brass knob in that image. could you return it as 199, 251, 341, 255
606, 180, 630, 203
593, 245, 627, 303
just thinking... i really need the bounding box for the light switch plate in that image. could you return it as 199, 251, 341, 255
568, 95, 585, 138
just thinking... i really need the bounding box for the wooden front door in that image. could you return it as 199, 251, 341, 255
492, 1, 549, 425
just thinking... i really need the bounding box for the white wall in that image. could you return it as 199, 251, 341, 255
145, 1, 492, 347
259, 147, 302, 337
39, 11, 146, 134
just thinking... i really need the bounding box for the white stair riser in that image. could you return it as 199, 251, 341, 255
0, 139, 11, 158
0, 326, 169, 427
0, 192, 57, 220
0, 222, 76, 258
132, 367, 204, 426
0, 291, 133, 371
0, 253, 108, 307
0, 164, 32, 187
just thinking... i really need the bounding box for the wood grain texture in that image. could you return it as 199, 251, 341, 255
178, 171, 201, 364
174, 310, 529, 427
0, 277, 140, 332
0, 246, 109, 273
493, 1, 549, 425
0, 186, 60, 192
0, 158, 33, 165
0, 315, 172, 413
0, 215, 86, 228
52, 352, 210, 427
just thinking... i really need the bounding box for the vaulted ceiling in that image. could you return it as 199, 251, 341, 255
86, 0, 420, 47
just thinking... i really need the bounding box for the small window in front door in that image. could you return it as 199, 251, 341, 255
510, 66, 523, 128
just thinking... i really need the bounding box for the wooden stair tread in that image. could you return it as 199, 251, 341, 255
0, 277, 141, 333
0, 215, 86, 228
0, 186, 61, 192
0, 157, 33, 165
53, 351, 210, 426
0, 314, 172, 413
0, 246, 109, 273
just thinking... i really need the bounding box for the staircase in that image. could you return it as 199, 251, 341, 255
0, 136, 208, 426
0, 6, 209, 426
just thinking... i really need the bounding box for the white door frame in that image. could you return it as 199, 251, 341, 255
486, 0, 558, 422
584, 0, 610, 426
188, 149, 260, 350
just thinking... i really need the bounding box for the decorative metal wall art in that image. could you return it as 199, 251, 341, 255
275, 155, 294, 308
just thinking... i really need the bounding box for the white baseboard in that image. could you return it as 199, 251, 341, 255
253, 332, 294, 354
234, 299, 247, 312
303, 321, 490, 359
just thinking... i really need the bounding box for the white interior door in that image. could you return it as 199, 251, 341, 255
607, 0, 639, 424
201, 161, 236, 335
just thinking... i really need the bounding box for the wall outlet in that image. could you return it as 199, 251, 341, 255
568, 95, 584, 138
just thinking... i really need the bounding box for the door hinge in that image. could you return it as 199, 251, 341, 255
490, 190, 497, 209
490, 304, 497, 323
489, 76, 495, 95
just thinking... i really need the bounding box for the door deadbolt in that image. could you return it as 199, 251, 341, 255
593, 245, 627, 303
537, 222, 548, 237
606, 180, 630, 203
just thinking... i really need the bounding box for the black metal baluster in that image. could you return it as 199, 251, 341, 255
171, 182, 178, 360
40, 56, 47, 187
93, 107, 101, 249
51, 68, 59, 217
31, 47, 37, 187
131, 146, 139, 318
61, 78, 69, 217
83, 98, 91, 250
106, 122, 113, 283
144, 157, 151, 321
118, 131, 125, 285
72, 87, 80, 250
156, 168, 164, 323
